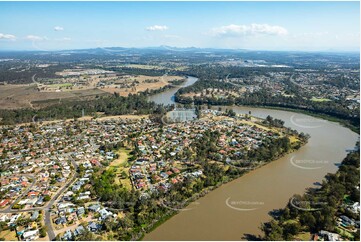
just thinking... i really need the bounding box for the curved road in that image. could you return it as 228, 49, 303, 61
0, 160, 78, 241
45, 160, 79, 240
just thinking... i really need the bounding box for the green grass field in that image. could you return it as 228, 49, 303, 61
336, 227, 354, 239
311, 97, 331, 102
107, 148, 132, 190
294, 232, 312, 241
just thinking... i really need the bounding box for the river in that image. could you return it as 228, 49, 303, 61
144, 76, 359, 240
148, 76, 198, 105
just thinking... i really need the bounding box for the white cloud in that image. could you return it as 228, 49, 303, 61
0, 33, 16, 40
54, 26, 64, 31
146, 25, 169, 31
210, 24, 288, 37
26, 35, 45, 41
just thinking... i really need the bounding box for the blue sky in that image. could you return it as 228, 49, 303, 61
0, 1, 359, 51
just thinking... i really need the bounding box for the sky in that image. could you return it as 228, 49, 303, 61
0, 1, 359, 51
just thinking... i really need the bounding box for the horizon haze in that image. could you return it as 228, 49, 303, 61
0, 1, 359, 52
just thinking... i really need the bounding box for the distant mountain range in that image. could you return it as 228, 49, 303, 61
58, 45, 250, 54
0, 46, 358, 54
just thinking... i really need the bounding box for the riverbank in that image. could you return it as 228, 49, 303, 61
141, 76, 188, 97
261, 146, 360, 241
147, 76, 199, 106
175, 99, 359, 133
236, 104, 359, 133
143, 104, 358, 240
144, 76, 359, 240
160, 75, 359, 133
139, 130, 308, 240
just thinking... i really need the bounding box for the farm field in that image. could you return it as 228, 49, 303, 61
100, 75, 184, 96
15, 72, 186, 106
0, 84, 109, 109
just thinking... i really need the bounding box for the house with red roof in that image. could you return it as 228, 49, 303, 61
0, 199, 10, 207
28, 191, 40, 197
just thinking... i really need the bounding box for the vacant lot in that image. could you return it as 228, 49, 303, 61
0, 84, 109, 109
101, 75, 184, 96
0, 229, 17, 241
107, 148, 133, 190
0, 74, 183, 109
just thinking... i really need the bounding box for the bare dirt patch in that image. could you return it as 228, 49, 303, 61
0, 229, 17, 241
101, 75, 184, 96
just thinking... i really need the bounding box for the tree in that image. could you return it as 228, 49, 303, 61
282, 222, 300, 240
281, 207, 291, 221
262, 147, 360, 240
120, 170, 128, 179
262, 220, 283, 241
300, 212, 317, 232
44, 195, 51, 202
39, 226, 47, 238
75, 229, 101, 241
